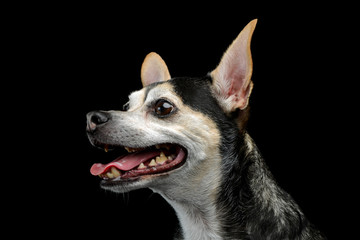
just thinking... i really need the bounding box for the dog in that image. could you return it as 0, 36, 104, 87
86, 19, 326, 240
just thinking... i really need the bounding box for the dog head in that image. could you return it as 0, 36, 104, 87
86, 20, 257, 196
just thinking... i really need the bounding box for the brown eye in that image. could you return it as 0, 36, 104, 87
154, 99, 174, 116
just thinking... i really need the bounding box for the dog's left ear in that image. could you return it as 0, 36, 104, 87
211, 19, 257, 112
141, 52, 171, 87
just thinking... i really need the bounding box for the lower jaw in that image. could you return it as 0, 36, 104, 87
99, 163, 185, 192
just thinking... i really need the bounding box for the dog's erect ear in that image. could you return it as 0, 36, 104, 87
211, 19, 257, 112
141, 52, 171, 87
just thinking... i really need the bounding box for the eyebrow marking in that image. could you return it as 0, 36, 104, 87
144, 81, 165, 102
127, 89, 146, 110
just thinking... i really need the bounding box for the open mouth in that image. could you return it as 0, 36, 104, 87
90, 143, 187, 181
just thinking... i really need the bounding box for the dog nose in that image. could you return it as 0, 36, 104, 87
86, 111, 110, 132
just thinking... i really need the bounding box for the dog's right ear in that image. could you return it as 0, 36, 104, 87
141, 52, 171, 87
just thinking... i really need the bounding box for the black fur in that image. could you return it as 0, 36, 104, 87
170, 76, 326, 239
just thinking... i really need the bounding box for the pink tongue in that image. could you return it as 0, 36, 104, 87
90, 150, 160, 176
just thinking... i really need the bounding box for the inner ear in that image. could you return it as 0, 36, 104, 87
211, 19, 257, 112
141, 52, 171, 87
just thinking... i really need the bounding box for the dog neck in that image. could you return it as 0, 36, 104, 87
161, 194, 222, 240
217, 133, 311, 239
154, 152, 224, 239
154, 133, 310, 240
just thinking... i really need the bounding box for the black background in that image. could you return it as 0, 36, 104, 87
8, 2, 355, 239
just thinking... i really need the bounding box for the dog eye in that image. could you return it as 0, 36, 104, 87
154, 99, 174, 116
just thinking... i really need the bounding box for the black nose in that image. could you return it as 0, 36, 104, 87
86, 111, 110, 133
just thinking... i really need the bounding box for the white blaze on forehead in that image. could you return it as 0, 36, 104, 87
127, 88, 146, 111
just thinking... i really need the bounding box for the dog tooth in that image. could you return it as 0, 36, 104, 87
167, 156, 173, 161
156, 153, 167, 164
125, 147, 131, 152
138, 163, 146, 169
106, 172, 114, 178
149, 159, 157, 167
104, 144, 109, 152
111, 167, 121, 178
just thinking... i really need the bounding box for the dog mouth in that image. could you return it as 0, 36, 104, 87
90, 143, 187, 181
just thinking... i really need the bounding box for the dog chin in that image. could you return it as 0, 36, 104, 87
99, 176, 155, 193
98, 155, 189, 193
